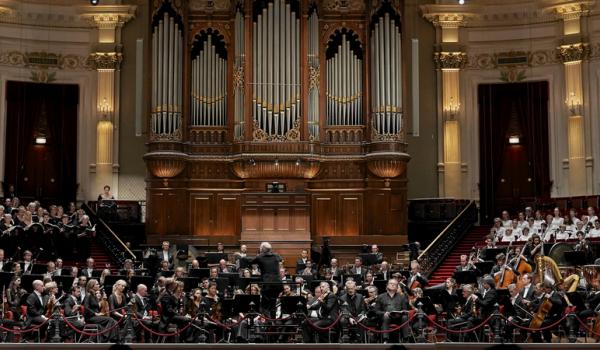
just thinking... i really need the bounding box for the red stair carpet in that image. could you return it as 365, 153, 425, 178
427, 226, 490, 285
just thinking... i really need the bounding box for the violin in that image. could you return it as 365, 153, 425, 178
99, 293, 110, 316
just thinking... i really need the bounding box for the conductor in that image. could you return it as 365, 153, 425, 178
251, 242, 282, 317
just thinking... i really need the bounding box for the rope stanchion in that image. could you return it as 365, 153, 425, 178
63, 314, 125, 336
0, 317, 50, 334
131, 313, 194, 337
500, 314, 568, 332
427, 314, 494, 334
206, 315, 244, 330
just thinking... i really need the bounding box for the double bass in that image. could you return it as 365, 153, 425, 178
512, 247, 532, 289
495, 242, 516, 289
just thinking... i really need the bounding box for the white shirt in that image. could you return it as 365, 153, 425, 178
502, 220, 512, 228
550, 217, 564, 230
34, 291, 44, 306
501, 234, 516, 243
589, 216, 598, 225
521, 284, 531, 298
162, 251, 170, 262
517, 233, 530, 242
555, 231, 570, 241
588, 228, 600, 238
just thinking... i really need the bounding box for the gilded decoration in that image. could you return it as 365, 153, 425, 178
433, 52, 467, 69
189, 0, 231, 12
321, 24, 365, 49
546, 2, 591, 21
88, 52, 124, 70
466, 49, 559, 70
153, 0, 184, 16
371, 119, 403, 142
557, 43, 590, 63
145, 155, 186, 178
252, 119, 301, 142
233, 64, 244, 92
231, 159, 321, 179
0, 51, 92, 70
149, 128, 182, 142
80, 13, 135, 29
367, 157, 408, 179
309, 66, 320, 91
321, 0, 365, 13
30, 69, 56, 83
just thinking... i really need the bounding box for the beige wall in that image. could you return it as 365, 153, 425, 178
118, 0, 149, 200
404, 0, 439, 199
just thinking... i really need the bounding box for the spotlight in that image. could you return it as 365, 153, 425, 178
35, 137, 47, 145
90, 0, 99, 5
458, 0, 465, 4
274, 159, 279, 166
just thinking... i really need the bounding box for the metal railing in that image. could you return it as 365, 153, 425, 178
83, 203, 137, 264
417, 200, 478, 277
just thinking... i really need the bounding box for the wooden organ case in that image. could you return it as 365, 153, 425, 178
145, 0, 409, 260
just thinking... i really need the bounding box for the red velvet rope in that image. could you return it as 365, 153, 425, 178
62, 313, 125, 336
575, 315, 600, 337
131, 313, 194, 337
499, 314, 568, 332
351, 314, 414, 334
206, 315, 243, 330
304, 313, 343, 331
427, 314, 494, 334
0, 317, 50, 334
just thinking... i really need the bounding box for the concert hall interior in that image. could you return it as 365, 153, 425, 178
2, 0, 600, 347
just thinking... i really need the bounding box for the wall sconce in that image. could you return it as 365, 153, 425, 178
565, 92, 582, 116
508, 136, 520, 144
98, 98, 113, 120
35, 136, 47, 145
443, 97, 460, 120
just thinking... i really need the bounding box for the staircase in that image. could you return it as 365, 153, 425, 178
89, 239, 116, 269
427, 226, 489, 285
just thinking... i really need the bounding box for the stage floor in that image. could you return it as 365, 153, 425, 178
1, 343, 600, 350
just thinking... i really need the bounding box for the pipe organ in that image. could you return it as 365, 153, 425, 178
326, 31, 363, 126
252, 0, 301, 140
151, 4, 183, 140
145, 0, 410, 256
370, 10, 402, 138
234, 9, 245, 140
191, 32, 227, 126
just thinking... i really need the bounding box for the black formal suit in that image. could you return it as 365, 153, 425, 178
131, 294, 158, 341
25, 291, 47, 327
302, 292, 339, 343
63, 294, 84, 338
159, 250, 174, 269
519, 283, 535, 301
477, 287, 498, 318
374, 292, 410, 341
531, 292, 564, 343
296, 258, 308, 274
252, 252, 283, 317
21, 261, 33, 275
79, 267, 95, 279
350, 266, 366, 277
158, 291, 190, 332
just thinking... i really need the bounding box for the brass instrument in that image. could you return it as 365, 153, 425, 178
470, 295, 478, 318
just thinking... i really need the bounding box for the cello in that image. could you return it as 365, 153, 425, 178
495, 242, 516, 289
513, 247, 533, 289
529, 296, 553, 329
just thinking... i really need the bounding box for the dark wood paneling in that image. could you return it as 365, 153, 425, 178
190, 193, 212, 235
340, 195, 361, 236
314, 196, 336, 236
215, 194, 239, 235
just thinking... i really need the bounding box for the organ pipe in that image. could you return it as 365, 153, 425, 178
326, 32, 363, 127
371, 12, 402, 137
307, 9, 319, 139
252, 0, 300, 139
191, 34, 228, 127
234, 10, 244, 140
151, 6, 183, 139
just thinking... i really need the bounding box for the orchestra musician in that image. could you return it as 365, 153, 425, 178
82, 279, 118, 342
25, 280, 49, 341
63, 286, 84, 341
251, 242, 282, 317
131, 283, 158, 342
374, 278, 410, 343
447, 284, 480, 341
158, 279, 192, 339
531, 283, 564, 343
302, 281, 338, 343
455, 254, 476, 273
339, 280, 366, 342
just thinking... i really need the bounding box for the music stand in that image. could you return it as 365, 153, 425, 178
239, 277, 261, 291
567, 291, 586, 312
346, 274, 363, 284
0, 272, 14, 289
157, 270, 175, 278
219, 272, 240, 288
205, 253, 228, 264
564, 251, 587, 266
281, 296, 307, 315
31, 264, 46, 275
20, 274, 45, 293
189, 268, 210, 279
374, 280, 388, 294
358, 253, 378, 266
482, 248, 505, 262
103, 275, 127, 294
213, 277, 229, 294
53, 275, 76, 294
233, 294, 261, 314
130, 276, 154, 293
238, 257, 253, 270
416, 297, 437, 315
475, 262, 495, 276
181, 277, 202, 293
453, 270, 478, 285
495, 288, 510, 304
